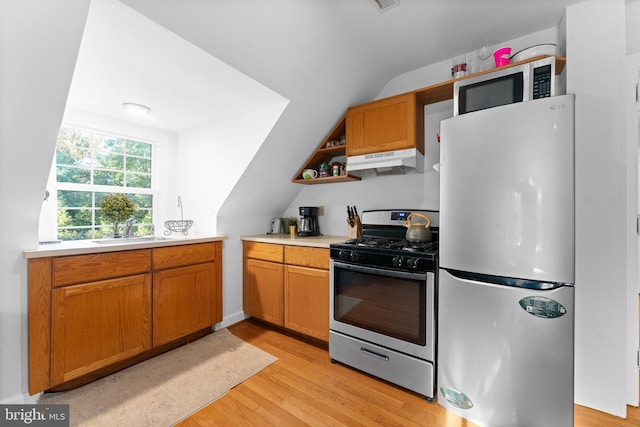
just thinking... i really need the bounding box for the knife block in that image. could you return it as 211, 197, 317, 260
347, 216, 362, 239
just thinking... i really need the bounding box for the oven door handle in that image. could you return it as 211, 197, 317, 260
360, 347, 390, 361
332, 260, 427, 281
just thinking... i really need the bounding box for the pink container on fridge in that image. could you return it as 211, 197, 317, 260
493, 47, 511, 67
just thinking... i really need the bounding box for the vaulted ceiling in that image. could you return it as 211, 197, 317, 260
67, 0, 589, 134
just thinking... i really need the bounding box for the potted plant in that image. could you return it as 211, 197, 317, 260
100, 193, 136, 237
288, 217, 298, 236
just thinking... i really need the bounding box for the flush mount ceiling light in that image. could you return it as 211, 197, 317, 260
122, 102, 151, 115
373, 0, 400, 13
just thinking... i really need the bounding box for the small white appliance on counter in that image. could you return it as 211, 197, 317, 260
269, 218, 284, 234
438, 94, 575, 426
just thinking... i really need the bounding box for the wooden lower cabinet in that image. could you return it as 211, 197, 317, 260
244, 258, 284, 325
153, 262, 216, 346
28, 241, 222, 394
243, 241, 329, 341
284, 265, 329, 341
51, 274, 152, 385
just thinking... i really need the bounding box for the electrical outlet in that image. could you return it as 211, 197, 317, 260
318, 205, 325, 216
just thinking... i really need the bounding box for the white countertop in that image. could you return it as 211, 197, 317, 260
241, 234, 347, 249
24, 234, 227, 258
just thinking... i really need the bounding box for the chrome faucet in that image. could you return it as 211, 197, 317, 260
123, 218, 137, 237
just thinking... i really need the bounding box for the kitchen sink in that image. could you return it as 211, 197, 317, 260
91, 236, 176, 245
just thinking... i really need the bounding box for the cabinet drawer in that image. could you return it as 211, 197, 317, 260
285, 246, 329, 269
153, 242, 217, 270
244, 242, 283, 263
54, 250, 151, 287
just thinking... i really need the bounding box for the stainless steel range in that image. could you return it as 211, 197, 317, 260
329, 209, 438, 401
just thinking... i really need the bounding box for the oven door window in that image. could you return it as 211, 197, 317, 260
333, 264, 426, 346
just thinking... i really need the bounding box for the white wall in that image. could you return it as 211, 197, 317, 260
625, 0, 640, 409
176, 100, 289, 328
626, 51, 640, 409
282, 27, 562, 233
628, 0, 640, 55
567, 0, 628, 417
0, 1, 90, 403
175, 100, 288, 236
281, 100, 447, 235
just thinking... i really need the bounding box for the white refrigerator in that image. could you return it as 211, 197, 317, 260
437, 94, 575, 427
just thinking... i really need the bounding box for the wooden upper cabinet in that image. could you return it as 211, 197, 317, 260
346, 92, 424, 157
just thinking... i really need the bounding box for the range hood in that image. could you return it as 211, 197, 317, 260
347, 148, 424, 173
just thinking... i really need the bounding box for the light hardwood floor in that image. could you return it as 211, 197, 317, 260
178, 320, 640, 427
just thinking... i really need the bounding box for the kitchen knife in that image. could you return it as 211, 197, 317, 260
347, 206, 354, 226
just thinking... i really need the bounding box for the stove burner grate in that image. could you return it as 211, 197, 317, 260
342, 237, 438, 253
398, 241, 438, 252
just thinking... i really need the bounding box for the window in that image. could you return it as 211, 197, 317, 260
53, 126, 155, 240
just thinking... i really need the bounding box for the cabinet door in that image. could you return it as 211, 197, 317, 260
244, 258, 284, 326
284, 265, 329, 341
153, 262, 216, 346
51, 274, 152, 385
346, 92, 421, 157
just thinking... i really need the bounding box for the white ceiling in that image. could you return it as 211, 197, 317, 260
65, 0, 286, 133
67, 0, 592, 134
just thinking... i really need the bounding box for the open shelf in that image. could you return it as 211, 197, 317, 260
415, 55, 566, 106
292, 115, 361, 184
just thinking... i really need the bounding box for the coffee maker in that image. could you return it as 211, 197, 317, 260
298, 206, 320, 237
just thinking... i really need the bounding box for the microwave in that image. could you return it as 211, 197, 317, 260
453, 56, 556, 116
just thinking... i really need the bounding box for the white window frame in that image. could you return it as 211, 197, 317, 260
39, 112, 169, 242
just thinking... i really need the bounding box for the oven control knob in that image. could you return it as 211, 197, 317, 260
392, 256, 404, 267
338, 250, 349, 259
406, 258, 419, 269
350, 251, 360, 262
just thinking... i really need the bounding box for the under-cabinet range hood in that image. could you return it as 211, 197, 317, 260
347, 148, 424, 174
